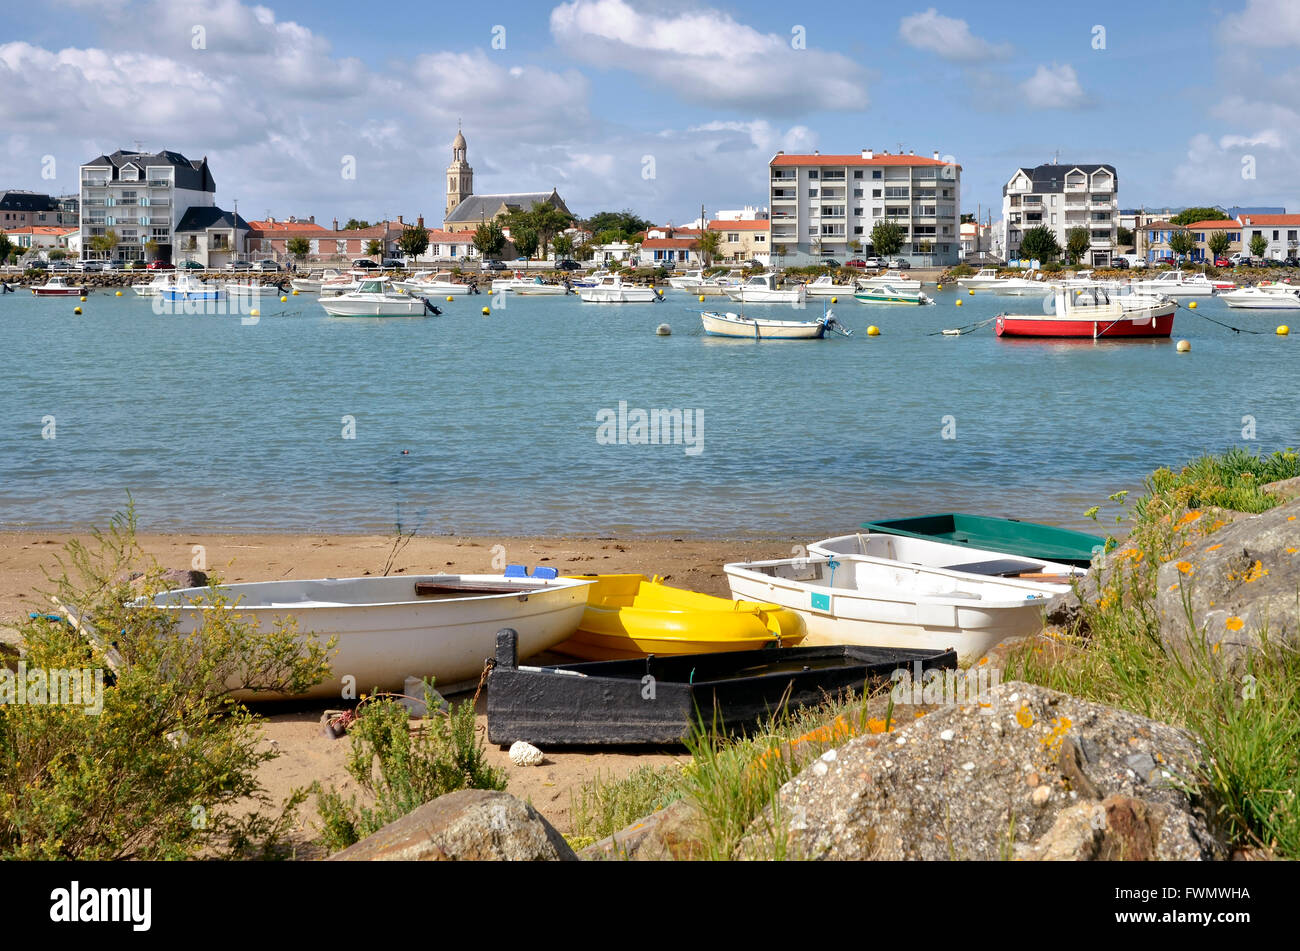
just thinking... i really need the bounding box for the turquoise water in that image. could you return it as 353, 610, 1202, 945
0, 283, 1295, 538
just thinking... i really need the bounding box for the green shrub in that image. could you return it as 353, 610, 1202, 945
314, 686, 506, 853
0, 507, 330, 859
569, 764, 684, 846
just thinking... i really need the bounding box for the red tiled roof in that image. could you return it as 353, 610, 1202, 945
1183, 219, 1241, 229
771, 153, 958, 169
4, 225, 77, 235
246, 219, 327, 233
641, 238, 698, 249
1240, 214, 1300, 226
708, 220, 770, 231
425, 229, 474, 243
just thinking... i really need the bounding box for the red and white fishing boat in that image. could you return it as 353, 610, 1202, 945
31, 276, 89, 297
995, 286, 1176, 340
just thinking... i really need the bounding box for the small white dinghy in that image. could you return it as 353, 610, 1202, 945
724, 555, 1055, 664
807, 533, 1084, 591
700, 308, 851, 340
134, 569, 594, 699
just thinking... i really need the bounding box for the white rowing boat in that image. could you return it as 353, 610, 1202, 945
724, 555, 1055, 664
700, 309, 850, 339
135, 571, 594, 699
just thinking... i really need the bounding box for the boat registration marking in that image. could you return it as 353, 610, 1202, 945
810, 592, 831, 612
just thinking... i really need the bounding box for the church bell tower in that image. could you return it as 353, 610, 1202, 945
446, 125, 473, 218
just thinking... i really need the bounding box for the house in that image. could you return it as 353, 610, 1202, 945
589, 241, 634, 265
1238, 214, 1300, 261
770, 148, 961, 266
412, 228, 477, 264
3, 225, 79, 256
0, 190, 75, 229
1140, 219, 1243, 264
245, 216, 328, 260
959, 220, 995, 261
639, 237, 700, 268
79, 149, 217, 265
1002, 163, 1118, 266
174, 207, 250, 269
707, 219, 769, 265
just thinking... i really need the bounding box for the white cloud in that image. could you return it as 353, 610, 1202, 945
1220, 0, 1300, 48
898, 9, 1011, 62
549, 0, 868, 114
1018, 63, 1085, 110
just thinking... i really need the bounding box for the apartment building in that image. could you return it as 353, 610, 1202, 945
768, 149, 961, 266
707, 218, 770, 265
1002, 163, 1118, 266
1239, 214, 1300, 261
79, 149, 217, 263
0, 190, 78, 229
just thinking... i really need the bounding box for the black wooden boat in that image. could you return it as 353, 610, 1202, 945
486, 628, 957, 746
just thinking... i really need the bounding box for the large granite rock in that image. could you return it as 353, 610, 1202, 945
1156, 497, 1300, 666
580, 799, 706, 861
747, 681, 1224, 861
327, 789, 576, 861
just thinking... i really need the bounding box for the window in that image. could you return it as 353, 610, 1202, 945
872, 170, 882, 179
1274, 230, 1280, 240
853, 207, 863, 216
853, 170, 863, 179
808, 189, 818, 198
727, 232, 739, 242
853, 226, 863, 235
853, 188, 863, 198
808, 171, 818, 179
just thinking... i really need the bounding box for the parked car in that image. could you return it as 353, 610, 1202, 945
146, 260, 174, 270
821, 259, 842, 268
179, 260, 204, 270
844, 259, 868, 269
350, 258, 379, 270
887, 258, 911, 269
554, 259, 582, 271
1111, 257, 1129, 270
1214, 257, 1232, 268
1155, 256, 1176, 267
1283, 257, 1300, 268
26, 260, 49, 271
862, 256, 884, 268
253, 260, 281, 272
225, 260, 252, 271
75, 260, 104, 273
48, 261, 73, 272
480, 259, 507, 272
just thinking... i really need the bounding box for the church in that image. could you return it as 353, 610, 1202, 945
441, 128, 572, 234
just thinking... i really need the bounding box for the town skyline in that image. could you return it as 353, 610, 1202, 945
2, 1, 1299, 225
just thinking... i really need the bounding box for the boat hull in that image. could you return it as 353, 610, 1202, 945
808, 534, 1083, 589
577, 288, 659, 302
551, 574, 805, 660
995, 309, 1175, 338
860, 513, 1104, 567
142, 574, 593, 699
319, 297, 428, 316
725, 558, 1052, 665
700, 311, 827, 339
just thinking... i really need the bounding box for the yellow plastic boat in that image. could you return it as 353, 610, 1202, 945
552, 574, 806, 661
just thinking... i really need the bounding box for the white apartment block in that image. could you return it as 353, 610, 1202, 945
1002, 163, 1118, 266
79, 149, 216, 263
1238, 214, 1300, 261
769, 149, 961, 266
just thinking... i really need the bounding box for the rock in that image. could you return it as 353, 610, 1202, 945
1156, 497, 1300, 667
327, 789, 576, 861
747, 681, 1225, 861
508, 741, 544, 767
1262, 475, 1300, 502
580, 799, 706, 861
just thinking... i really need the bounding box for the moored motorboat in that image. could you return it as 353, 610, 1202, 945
724, 555, 1056, 665
995, 286, 1175, 339
700, 309, 850, 339
724, 272, 806, 304
395, 270, 477, 295
955, 267, 1005, 291
132, 273, 178, 297
32, 276, 89, 296
159, 274, 224, 302
577, 274, 660, 303
1127, 270, 1217, 297
853, 283, 933, 305
551, 573, 805, 660
290, 269, 342, 293
318, 278, 438, 316
857, 269, 921, 293
805, 274, 858, 297
511, 276, 569, 295
858, 513, 1105, 568
1217, 286, 1300, 309
130, 569, 594, 699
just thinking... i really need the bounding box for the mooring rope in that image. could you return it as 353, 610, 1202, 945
930, 316, 997, 336
1174, 299, 1272, 335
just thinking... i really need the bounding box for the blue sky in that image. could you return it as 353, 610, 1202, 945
2, 0, 1298, 225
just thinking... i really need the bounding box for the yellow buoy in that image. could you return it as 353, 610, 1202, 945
867, 325, 880, 336
1278, 325, 1290, 335
831, 296, 838, 303
1076, 289, 1083, 295
968, 289, 974, 295
79, 295, 87, 302
1188, 301, 1197, 309
280, 295, 288, 302
292, 289, 299, 296
698, 294, 705, 302
446, 296, 454, 302
250, 308, 260, 317
937, 284, 943, 290
115, 290, 122, 297
74, 306, 82, 314
482, 306, 490, 315
955, 299, 963, 307
1176, 339, 1191, 352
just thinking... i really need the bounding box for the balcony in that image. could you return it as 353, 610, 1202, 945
771, 232, 798, 243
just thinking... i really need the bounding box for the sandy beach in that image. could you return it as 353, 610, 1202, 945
0, 529, 806, 855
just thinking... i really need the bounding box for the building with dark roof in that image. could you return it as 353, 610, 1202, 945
440, 130, 571, 237
79, 148, 217, 264
0, 190, 75, 229
1001, 163, 1119, 266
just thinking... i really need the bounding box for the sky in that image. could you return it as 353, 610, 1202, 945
2, 0, 1298, 226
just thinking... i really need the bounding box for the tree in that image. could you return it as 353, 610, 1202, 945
1170, 207, 1228, 226
144, 239, 159, 261
524, 202, 573, 258
287, 237, 311, 264
1250, 232, 1268, 259
89, 229, 118, 260
870, 220, 903, 258
1065, 227, 1091, 264
583, 210, 653, 241
512, 226, 539, 260
397, 226, 429, 261
695, 229, 722, 265
1167, 227, 1196, 261
48, 248, 68, 261
551, 234, 574, 260
1208, 231, 1231, 262
1019, 225, 1061, 264
1116, 226, 1134, 248
472, 219, 506, 259
365, 239, 383, 258
343, 219, 371, 230
960, 213, 975, 223
0, 232, 10, 265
